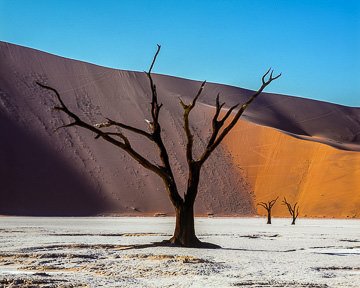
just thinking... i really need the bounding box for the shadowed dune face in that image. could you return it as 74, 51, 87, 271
0, 41, 253, 216
1, 41, 359, 217
0, 113, 109, 216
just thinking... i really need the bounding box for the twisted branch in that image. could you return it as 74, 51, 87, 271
197, 68, 281, 164
282, 197, 299, 224
36, 82, 165, 175
257, 196, 279, 211
36, 45, 184, 209
179, 81, 206, 163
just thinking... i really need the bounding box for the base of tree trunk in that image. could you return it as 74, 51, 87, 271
267, 214, 272, 224
160, 238, 221, 249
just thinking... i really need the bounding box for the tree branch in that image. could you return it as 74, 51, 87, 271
37, 45, 184, 209
206, 99, 239, 149
176, 81, 207, 205
143, 45, 183, 207
145, 45, 163, 132
283, 197, 299, 220
36, 81, 166, 180
197, 68, 281, 165
219, 103, 239, 125
269, 196, 279, 208
95, 118, 153, 140
179, 81, 206, 164
257, 196, 279, 211
257, 202, 269, 210
148, 44, 161, 74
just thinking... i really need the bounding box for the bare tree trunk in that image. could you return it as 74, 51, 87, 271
171, 203, 200, 247
267, 211, 272, 224
169, 163, 204, 247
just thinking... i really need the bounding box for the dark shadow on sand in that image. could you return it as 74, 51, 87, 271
0, 113, 109, 216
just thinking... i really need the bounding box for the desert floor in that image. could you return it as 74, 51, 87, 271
0, 217, 359, 287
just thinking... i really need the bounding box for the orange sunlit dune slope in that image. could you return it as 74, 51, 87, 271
223, 119, 360, 218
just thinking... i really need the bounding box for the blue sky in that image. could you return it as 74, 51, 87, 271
1, 0, 359, 106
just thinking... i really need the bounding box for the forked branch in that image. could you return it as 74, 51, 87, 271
94, 118, 153, 140
197, 68, 281, 164
257, 196, 279, 224
176, 67, 280, 206
257, 196, 279, 211
145, 44, 163, 131
179, 81, 206, 163
142, 45, 182, 207
35, 82, 164, 175
36, 45, 184, 208
282, 197, 299, 224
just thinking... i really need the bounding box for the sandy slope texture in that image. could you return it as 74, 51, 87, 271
1, 41, 360, 217
0, 42, 252, 216
223, 119, 360, 218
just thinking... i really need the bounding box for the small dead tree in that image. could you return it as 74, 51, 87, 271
36, 45, 280, 247
257, 197, 279, 224
282, 197, 299, 225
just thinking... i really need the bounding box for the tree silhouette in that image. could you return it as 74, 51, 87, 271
257, 196, 279, 224
37, 45, 281, 247
282, 197, 299, 225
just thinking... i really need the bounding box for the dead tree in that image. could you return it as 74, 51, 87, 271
36, 45, 281, 247
282, 197, 299, 225
257, 197, 279, 224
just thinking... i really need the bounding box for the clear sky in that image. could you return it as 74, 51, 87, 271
1, 0, 359, 106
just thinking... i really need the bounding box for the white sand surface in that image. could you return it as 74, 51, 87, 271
0, 217, 359, 287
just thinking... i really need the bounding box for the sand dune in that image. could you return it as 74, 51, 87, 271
223, 119, 360, 218
0, 41, 359, 217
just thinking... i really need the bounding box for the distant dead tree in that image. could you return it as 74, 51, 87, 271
36, 45, 280, 247
257, 197, 279, 224
282, 197, 299, 225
